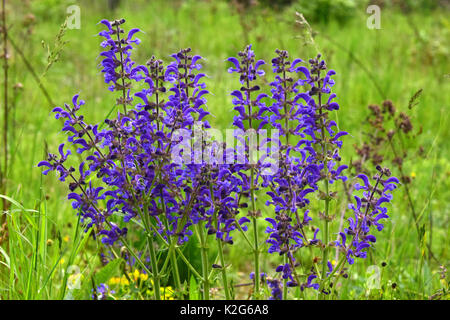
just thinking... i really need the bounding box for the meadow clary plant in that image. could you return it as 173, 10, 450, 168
38, 19, 399, 300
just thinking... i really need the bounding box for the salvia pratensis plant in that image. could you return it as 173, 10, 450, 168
38, 19, 400, 300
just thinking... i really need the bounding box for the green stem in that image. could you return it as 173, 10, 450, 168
176, 245, 204, 281
7, 34, 55, 107
156, 168, 182, 296
283, 254, 288, 299
243, 56, 260, 299
143, 215, 204, 281
139, 206, 161, 300
119, 233, 153, 276
170, 247, 182, 297
126, 184, 162, 300
209, 176, 230, 300
324, 255, 347, 297
217, 238, 231, 299
387, 137, 437, 262
146, 232, 161, 300
322, 179, 330, 278
197, 222, 210, 300
326, 257, 346, 286
159, 217, 182, 297
1, 0, 8, 214
234, 214, 254, 248
250, 167, 260, 299
317, 83, 330, 299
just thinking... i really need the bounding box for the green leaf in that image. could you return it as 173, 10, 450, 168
0, 245, 10, 269
0, 194, 38, 229
189, 275, 200, 300
95, 258, 123, 285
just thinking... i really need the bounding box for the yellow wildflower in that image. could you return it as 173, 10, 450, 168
140, 272, 148, 281
120, 276, 130, 286
133, 269, 140, 282
162, 286, 175, 300
127, 269, 149, 283
128, 269, 141, 282
108, 277, 121, 286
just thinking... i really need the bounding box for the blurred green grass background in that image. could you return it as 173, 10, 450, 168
0, 0, 448, 299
